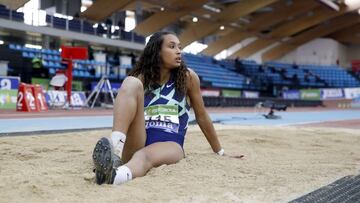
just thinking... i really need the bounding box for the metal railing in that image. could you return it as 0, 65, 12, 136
0, 5, 145, 44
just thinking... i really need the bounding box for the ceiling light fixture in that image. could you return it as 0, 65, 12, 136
344, 0, 360, 6
344, 0, 360, 9
318, 0, 340, 11
203, 4, 221, 13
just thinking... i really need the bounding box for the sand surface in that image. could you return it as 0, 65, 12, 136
0, 125, 359, 203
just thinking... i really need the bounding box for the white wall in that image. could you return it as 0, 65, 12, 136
248, 41, 282, 64
338, 42, 348, 68
222, 36, 360, 68
272, 38, 360, 69
215, 37, 257, 60
346, 44, 360, 67
276, 38, 345, 66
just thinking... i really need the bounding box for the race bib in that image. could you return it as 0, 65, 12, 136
144, 104, 179, 133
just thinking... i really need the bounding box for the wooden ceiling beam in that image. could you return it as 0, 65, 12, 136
329, 23, 360, 44
262, 13, 360, 61
269, 5, 346, 38
179, 0, 278, 47
230, 4, 351, 59
335, 36, 360, 44
201, 31, 253, 55
229, 38, 273, 58
81, 0, 134, 22
247, 0, 318, 32
214, 0, 278, 23
1, 0, 29, 10
133, 0, 208, 36
201, 0, 317, 56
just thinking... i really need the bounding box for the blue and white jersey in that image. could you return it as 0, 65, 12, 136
144, 78, 190, 147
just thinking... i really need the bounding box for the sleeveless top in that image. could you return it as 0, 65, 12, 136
143, 78, 190, 147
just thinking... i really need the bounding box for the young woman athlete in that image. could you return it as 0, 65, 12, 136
92, 31, 224, 185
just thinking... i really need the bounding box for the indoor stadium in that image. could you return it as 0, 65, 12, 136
0, 0, 360, 202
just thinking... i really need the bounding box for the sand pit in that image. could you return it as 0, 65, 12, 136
0, 125, 359, 203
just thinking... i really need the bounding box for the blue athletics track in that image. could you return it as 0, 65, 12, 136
0, 107, 359, 135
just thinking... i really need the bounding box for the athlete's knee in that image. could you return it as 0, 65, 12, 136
116, 77, 143, 101
121, 76, 143, 93
164, 143, 184, 164
132, 150, 153, 172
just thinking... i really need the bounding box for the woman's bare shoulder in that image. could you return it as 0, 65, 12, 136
185, 68, 200, 90
186, 68, 199, 80
127, 74, 144, 84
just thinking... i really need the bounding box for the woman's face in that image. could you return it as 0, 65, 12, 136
160, 34, 182, 70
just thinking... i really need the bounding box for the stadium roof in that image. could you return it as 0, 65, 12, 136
1, 0, 360, 61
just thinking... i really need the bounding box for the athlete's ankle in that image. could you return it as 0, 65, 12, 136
111, 131, 126, 156
113, 165, 132, 185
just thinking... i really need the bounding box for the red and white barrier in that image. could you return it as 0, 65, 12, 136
16, 83, 48, 112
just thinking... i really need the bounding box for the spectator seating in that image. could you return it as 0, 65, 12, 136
183, 53, 360, 90
183, 54, 262, 90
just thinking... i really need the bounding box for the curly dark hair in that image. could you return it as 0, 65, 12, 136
128, 31, 188, 96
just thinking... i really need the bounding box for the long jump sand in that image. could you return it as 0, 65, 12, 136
0, 125, 359, 203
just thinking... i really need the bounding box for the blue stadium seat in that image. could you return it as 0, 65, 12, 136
22, 52, 30, 58
9, 44, 16, 50
83, 21, 95, 34
11, 11, 23, 21
15, 44, 22, 50
53, 17, 66, 29
69, 19, 81, 32
134, 33, 145, 44
49, 68, 56, 74
0, 6, 9, 19
96, 25, 106, 35
121, 30, 132, 41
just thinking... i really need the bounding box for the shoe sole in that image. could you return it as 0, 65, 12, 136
92, 137, 114, 185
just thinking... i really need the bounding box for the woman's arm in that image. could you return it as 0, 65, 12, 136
186, 69, 223, 154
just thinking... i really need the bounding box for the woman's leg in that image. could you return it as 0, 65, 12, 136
93, 76, 146, 184
113, 141, 184, 185
112, 76, 146, 162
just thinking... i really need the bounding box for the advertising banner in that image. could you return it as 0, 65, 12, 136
222, 89, 241, 98
32, 78, 50, 90
46, 90, 87, 107
0, 89, 17, 109
243, 91, 259, 98
282, 90, 300, 100
0, 76, 20, 90
320, 88, 343, 100
201, 89, 220, 97
300, 89, 321, 100
343, 88, 360, 99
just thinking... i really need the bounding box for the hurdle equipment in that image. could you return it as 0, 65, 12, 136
16, 83, 36, 112
16, 83, 49, 112
32, 84, 48, 111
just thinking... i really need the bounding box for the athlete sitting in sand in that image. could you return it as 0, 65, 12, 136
92, 31, 224, 185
